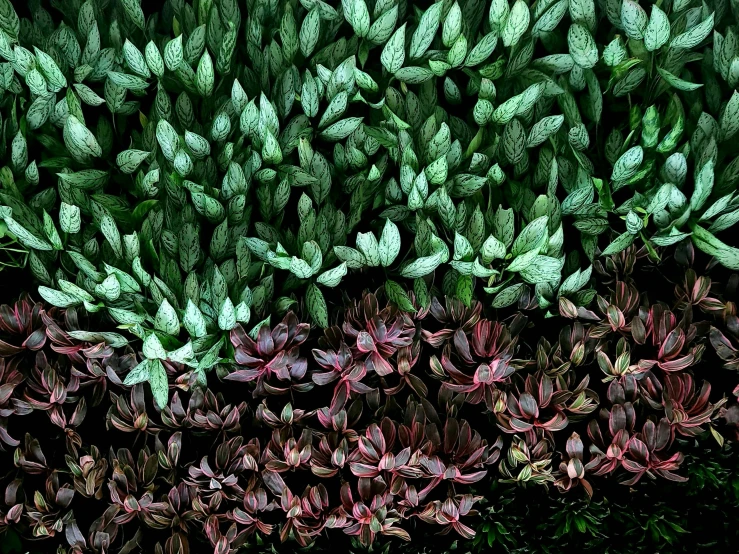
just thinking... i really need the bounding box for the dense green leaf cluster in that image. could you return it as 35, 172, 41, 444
1, 0, 739, 404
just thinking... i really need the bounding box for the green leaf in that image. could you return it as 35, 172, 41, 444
669, 12, 714, 50
3, 217, 52, 251
369, 5, 398, 45
612, 146, 643, 182
720, 91, 739, 141
644, 5, 670, 51
290, 256, 314, 278
502, 0, 530, 48
400, 248, 446, 278
520, 255, 562, 284
690, 224, 739, 270
26, 94, 55, 129
164, 35, 184, 71
334, 246, 366, 268
116, 149, 151, 174
395, 66, 434, 83
58, 170, 109, 189
195, 51, 214, 97
143, 332, 167, 360
108, 307, 146, 325
690, 161, 714, 212
569, 0, 596, 33
148, 360, 169, 409
318, 92, 348, 129
342, 0, 371, 38
155, 299, 180, 335
59, 203, 81, 233
317, 263, 348, 287
184, 300, 208, 338
492, 283, 525, 308
145, 41, 165, 77
300, 9, 321, 57
319, 117, 363, 141
124, 360, 151, 386
621, 0, 648, 40
94, 274, 121, 301
385, 279, 415, 311
42, 211, 62, 250
100, 213, 123, 258
568, 24, 598, 68
64, 115, 102, 159
379, 219, 401, 267
602, 231, 636, 256
527, 115, 564, 148
121, 0, 145, 30
306, 283, 328, 327
38, 286, 80, 308
512, 216, 548, 257
657, 67, 703, 91
381, 23, 406, 73
123, 39, 150, 78
534, 0, 568, 37
356, 231, 381, 266
107, 71, 149, 91
218, 298, 236, 330
410, 2, 442, 59
507, 248, 540, 272
465, 32, 498, 67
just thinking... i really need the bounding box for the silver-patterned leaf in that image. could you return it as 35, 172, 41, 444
502, 0, 530, 48
568, 24, 598, 68
59, 202, 81, 233
465, 32, 497, 67
316, 262, 348, 287
720, 91, 739, 141
657, 67, 703, 91
342, 0, 371, 38
491, 283, 525, 308
368, 5, 397, 45
73, 83, 106, 106
527, 115, 564, 147
379, 218, 401, 267
611, 146, 644, 182
63, 115, 102, 159
155, 299, 180, 335
381, 23, 406, 73
123, 39, 150, 78
116, 149, 150, 174
410, 2, 442, 59
145, 41, 164, 77
569, 0, 596, 33
621, 0, 648, 40
319, 117, 363, 141
669, 12, 714, 50
100, 213, 123, 258
644, 5, 670, 51
164, 35, 183, 71
300, 8, 321, 57
306, 283, 328, 327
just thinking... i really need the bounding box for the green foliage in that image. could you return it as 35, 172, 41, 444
0, 0, 738, 406
467, 444, 739, 554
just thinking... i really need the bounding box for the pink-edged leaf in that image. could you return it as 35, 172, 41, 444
518, 392, 539, 418
452, 521, 476, 539
509, 417, 534, 432
454, 470, 487, 484
224, 369, 262, 382
356, 331, 377, 353
368, 352, 394, 376
350, 462, 380, 478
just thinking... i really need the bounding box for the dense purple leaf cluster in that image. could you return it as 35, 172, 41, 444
1, 246, 738, 554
